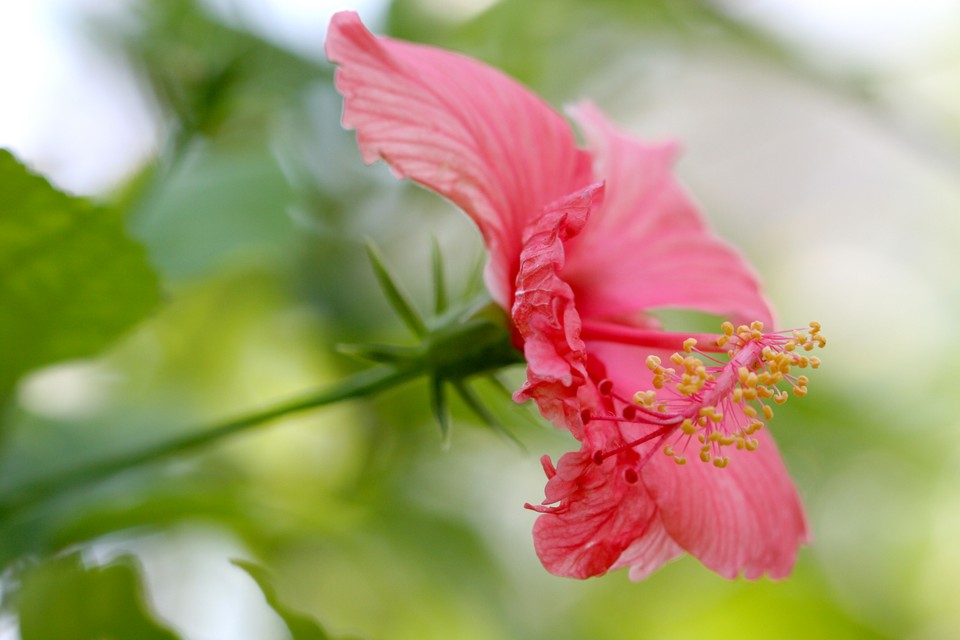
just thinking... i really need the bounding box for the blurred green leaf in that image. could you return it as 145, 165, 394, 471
0, 150, 160, 399
19, 552, 179, 640
107, 0, 322, 144
233, 559, 358, 640
131, 147, 299, 283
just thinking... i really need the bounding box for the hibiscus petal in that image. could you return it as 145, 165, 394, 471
563, 102, 773, 326
531, 447, 661, 579
610, 516, 684, 581
325, 12, 592, 306
512, 184, 604, 438
641, 427, 809, 579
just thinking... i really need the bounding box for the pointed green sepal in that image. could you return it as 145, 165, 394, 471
429, 375, 452, 446
453, 380, 524, 449
335, 342, 420, 364
364, 239, 427, 338
431, 237, 448, 316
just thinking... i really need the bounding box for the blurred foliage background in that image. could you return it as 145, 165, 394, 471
1, 0, 959, 638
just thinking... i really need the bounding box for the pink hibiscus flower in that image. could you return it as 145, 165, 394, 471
326, 11, 821, 581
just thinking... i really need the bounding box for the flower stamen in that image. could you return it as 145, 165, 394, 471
590, 321, 825, 470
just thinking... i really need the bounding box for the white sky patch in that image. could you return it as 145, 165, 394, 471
0, 0, 160, 195
721, 0, 960, 68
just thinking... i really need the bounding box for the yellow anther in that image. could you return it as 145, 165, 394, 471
785, 341, 797, 352
721, 321, 735, 336
681, 419, 696, 435
803, 342, 815, 351
763, 404, 774, 420
663, 445, 675, 457
700, 450, 711, 463
683, 337, 698, 352
745, 438, 759, 451
774, 391, 789, 404
732, 388, 743, 403
674, 456, 687, 465
750, 320, 765, 332
758, 371, 781, 386
713, 457, 729, 469
633, 390, 657, 406
793, 386, 808, 398
809, 357, 821, 369
746, 420, 764, 434
670, 352, 684, 366
796, 375, 809, 386
809, 321, 821, 333
742, 405, 757, 418
716, 335, 730, 348
646, 355, 661, 371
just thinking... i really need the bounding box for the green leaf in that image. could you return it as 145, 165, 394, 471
0, 150, 160, 399
233, 559, 357, 640
364, 240, 427, 338
18, 552, 179, 640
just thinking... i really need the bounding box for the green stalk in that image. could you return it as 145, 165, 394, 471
0, 364, 419, 519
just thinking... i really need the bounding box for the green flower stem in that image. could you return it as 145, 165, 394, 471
0, 363, 421, 519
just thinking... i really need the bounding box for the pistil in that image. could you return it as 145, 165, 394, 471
579, 319, 731, 353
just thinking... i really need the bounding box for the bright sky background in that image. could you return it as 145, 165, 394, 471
0, 0, 957, 194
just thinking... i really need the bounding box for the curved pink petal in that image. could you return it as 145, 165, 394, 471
511, 184, 604, 439
530, 445, 661, 579
325, 12, 591, 306
563, 102, 773, 326
641, 426, 809, 579
610, 516, 684, 581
